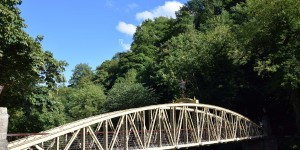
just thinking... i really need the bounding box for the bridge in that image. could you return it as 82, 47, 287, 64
8, 103, 263, 150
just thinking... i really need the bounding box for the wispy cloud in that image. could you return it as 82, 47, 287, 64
106, 0, 113, 7
116, 21, 137, 36
128, 3, 138, 10
119, 39, 131, 50
136, 1, 183, 21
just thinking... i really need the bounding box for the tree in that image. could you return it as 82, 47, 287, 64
105, 82, 157, 112
40, 51, 68, 88
115, 69, 138, 84
0, 0, 24, 59
230, 0, 300, 133
0, 0, 68, 132
69, 63, 94, 86
172, 9, 194, 35
55, 83, 106, 121
132, 17, 174, 56
94, 58, 120, 90
124, 17, 175, 77
184, 0, 244, 30
155, 19, 244, 106
118, 52, 152, 74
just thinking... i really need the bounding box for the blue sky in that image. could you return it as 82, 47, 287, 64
19, 0, 187, 82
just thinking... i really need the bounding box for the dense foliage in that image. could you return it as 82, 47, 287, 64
0, 2, 299, 149
0, 0, 67, 132
92, 0, 300, 138
105, 82, 157, 112
53, 82, 106, 122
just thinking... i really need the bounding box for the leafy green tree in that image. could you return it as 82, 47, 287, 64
8, 86, 66, 132
0, 0, 67, 132
156, 20, 243, 106
0, 0, 24, 59
172, 9, 194, 35
56, 83, 106, 121
105, 82, 157, 112
122, 17, 175, 78
94, 58, 120, 90
69, 63, 94, 86
230, 0, 300, 133
0, 1, 67, 94
132, 17, 174, 56
184, 0, 244, 30
94, 18, 179, 97
26, 87, 66, 131
115, 69, 138, 84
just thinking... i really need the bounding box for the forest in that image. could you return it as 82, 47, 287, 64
0, 0, 300, 148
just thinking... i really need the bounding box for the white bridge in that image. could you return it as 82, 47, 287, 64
8, 103, 263, 150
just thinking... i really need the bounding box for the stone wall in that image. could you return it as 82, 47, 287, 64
0, 107, 8, 150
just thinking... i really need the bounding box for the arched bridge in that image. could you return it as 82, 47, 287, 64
8, 103, 263, 150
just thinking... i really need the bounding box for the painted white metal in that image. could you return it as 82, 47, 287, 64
8, 103, 263, 150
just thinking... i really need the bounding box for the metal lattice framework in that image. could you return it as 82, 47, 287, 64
8, 103, 263, 150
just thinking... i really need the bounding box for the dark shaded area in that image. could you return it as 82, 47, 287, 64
187, 139, 263, 150
187, 137, 300, 149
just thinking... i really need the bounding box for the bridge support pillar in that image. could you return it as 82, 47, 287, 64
0, 107, 9, 150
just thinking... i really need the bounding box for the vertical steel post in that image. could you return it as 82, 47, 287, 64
200, 108, 206, 143
158, 109, 162, 147
170, 107, 176, 145
123, 115, 128, 150
184, 107, 188, 144
104, 120, 108, 150
141, 111, 146, 147
218, 111, 224, 141
64, 134, 68, 147
81, 128, 86, 150
234, 116, 239, 139
55, 137, 59, 150
195, 106, 200, 142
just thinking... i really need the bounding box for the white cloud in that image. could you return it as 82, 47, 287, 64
136, 11, 153, 20
116, 21, 137, 36
136, 1, 183, 21
119, 39, 131, 50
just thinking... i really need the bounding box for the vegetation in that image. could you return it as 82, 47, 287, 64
0, 0, 299, 148
0, 0, 67, 132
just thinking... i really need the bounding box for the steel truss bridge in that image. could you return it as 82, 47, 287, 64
8, 103, 263, 150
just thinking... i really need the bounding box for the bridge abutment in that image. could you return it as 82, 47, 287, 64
0, 107, 9, 150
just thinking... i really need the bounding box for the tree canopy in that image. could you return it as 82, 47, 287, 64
0, 0, 67, 132
91, 0, 300, 138
69, 63, 94, 86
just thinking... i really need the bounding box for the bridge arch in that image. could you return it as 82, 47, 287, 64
8, 103, 263, 150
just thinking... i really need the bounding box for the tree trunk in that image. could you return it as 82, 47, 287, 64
291, 89, 300, 135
